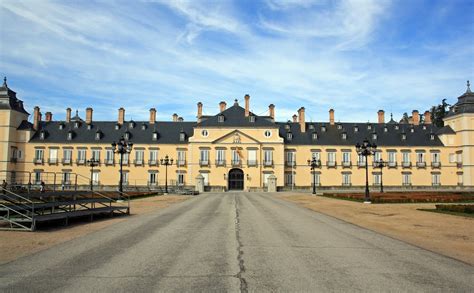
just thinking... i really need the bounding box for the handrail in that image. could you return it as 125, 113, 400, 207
0, 203, 33, 220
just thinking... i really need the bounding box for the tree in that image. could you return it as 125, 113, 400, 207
430, 99, 450, 127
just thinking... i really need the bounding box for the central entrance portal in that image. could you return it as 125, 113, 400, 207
228, 168, 244, 190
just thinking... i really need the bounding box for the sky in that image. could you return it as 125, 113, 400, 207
1, 0, 473, 123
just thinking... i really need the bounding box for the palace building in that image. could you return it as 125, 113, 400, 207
1, 78, 473, 191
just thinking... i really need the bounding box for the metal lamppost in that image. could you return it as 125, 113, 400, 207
355, 139, 377, 203
160, 155, 174, 194
87, 158, 99, 192
376, 159, 387, 193
307, 157, 321, 195
111, 136, 133, 195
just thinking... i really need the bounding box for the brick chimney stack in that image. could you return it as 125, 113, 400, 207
219, 101, 227, 112
172, 113, 178, 122
66, 108, 71, 123
33, 106, 40, 130
412, 110, 419, 125
268, 104, 275, 120
424, 110, 431, 124
377, 110, 385, 124
118, 107, 125, 125
197, 102, 203, 121
298, 107, 306, 133
244, 94, 250, 117
292, 114, 297, 123
45, 112, 52, 122
86, 107, 93, 124
149, 108, 156, 125
329, 109, 335, 125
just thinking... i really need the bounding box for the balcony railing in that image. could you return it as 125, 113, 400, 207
215, 160, 226, 167
147, 181, 158, 186
48, 158, 59, 165
176, 160, 186, 167
388, 161, 397, 168
285, 161, 296, 167
357, 161, 365, 168
148, 160, 158, 166
416, 161, 426, 168
10, 158, 17, 163
432, 183, 441, 187
402, 182, 412, 186
34, 158, 44, 165
247, 160, 257, 167
62, 158, 72, 165
105, 159, 114, 166
263, 160, 273, 167
342, 182, 352, 187
431, 162, 441, 168
231, 160, 242, 167
402, 161, 411, 168
327, 161, 336, 168
342, 161, 352, 168
76, 159, 86, 165
134, 159, 144, 166
199, 160, 210, 167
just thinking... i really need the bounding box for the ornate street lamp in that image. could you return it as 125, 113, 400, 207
307, 157, 321, 195
376, 159, 387, 193
355, 139, 377, 203
87, 158, 99, 192
111, 136, 133, 195
160, 155, 174, 194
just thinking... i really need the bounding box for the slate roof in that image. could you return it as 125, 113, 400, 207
197, 102, 275, 127
278, 122, 443, 147
17, 120, 34, 130
446, 81, 474, 117
30, 121, 195, 144
0, 77, 29, 114
436, 125, 456, 135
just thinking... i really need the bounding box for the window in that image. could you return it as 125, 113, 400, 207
263, 173, 271, 187
287, 132, 293, 140
248, 149, 257, 166
135, 150, 144, 165
34, 171, 42, 184
201, 130, 208, 137
177, 150, 186, 166
63, 149, 72, 164
285, 172, 294, 187
149, 150, 158, 165
431, 152, 441, 168
402, 173, 411, 185
416, 152, 425, 163
95, 131, 101, 140
264, 130, 271, 137
232, 149, 241, 165
122, 172, 129, 185
432, 173, 441, 186
388, 151, 396, 166
77, 149, 86, 164
200, 149, 209, 166
92, 150, 101, 161
342, 133, 347, 140
34, 149, 44, 163
264, 150, 273, 166
342, 152, 351, 165
48, 149, 58, 164
402, 152, 411, 167
62, 172, 71, 185
120, 153, 129, 165
342, 174, 351, 186
311, 172, 320, 185
354, 126, 359, 132
286, 151, 296, 167
458, 173, 463, 185
312, 132, 318, 140
149, 172, 157, 185
177, 172, 185, 186
373, 151, 381, 163
218, 115, 224, 123
327, 152, 336, 167
249, 115, 255, 122
216, 149, 225, 165
373, 174, 381, 185
311, 151, 320, 161
372, 133, 377, 140
449, 153, 456, 163
92, 172, 99, 185
106, 149, 114, 164
357, 154, 366, 166
152, 131, 158, 141
201, 173, 209, 186
179, 132, 186, 141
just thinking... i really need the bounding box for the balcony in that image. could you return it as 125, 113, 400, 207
285, 161, 296, 167
48, 158, 59, 165
342, 161, 352, 168
148, 160, 158, 166
402, 161, 411, 168
456, 162, 463, 168
62, 158, 72, 165
326, 161, 336, 168
34, 158, 44, 165
119, 160, 129, 166
176, 160, 186, 167
147, 181, 158, 187
134, 159, 144, 166
342, 182, 352, 187
247, 160, 257, 167
416, 162, 426, 168
431, 162, 441, 168
105, 159, 115, 166
402, 182, 412, 186
263, 160, 273, 167
432, 183, 441, 187
215, 160, 226, 167
231, 160, 242, 167
199, 160, 210, 167
388, 161, 397, 168
357, 161, 365, 168
76, 159, 86, 165
10, 158, 17, 163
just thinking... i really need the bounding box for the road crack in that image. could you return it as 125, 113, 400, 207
234, 195, 248, 293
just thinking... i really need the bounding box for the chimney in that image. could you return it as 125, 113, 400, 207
377, 110, 385, 124
292, 114, 297, 123
172, 113, 178, 122
244, 94, 250, 117
197, 102, 203, 121
66, 108, 71, 123
298, 107, 306, 133
268, 104, 275, 120
149, 108, 156, 124
118, 107, 125, 125
33, 106, 40, 130
424, 110, 431, 124
45, 112, 52, 122
412, 110, 419, 125
329, 109, 335, 125
178, 117, 184, 122
86, 107, 93, 124
219, 101, 227, 112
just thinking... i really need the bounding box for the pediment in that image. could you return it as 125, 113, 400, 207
212, 130, 261, 144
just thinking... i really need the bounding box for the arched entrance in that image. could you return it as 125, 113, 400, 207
228, 168, 244, 190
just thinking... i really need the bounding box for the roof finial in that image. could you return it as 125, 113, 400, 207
76, 110, 79, 116
3, 76, 6, 87
467, 80, 471, 93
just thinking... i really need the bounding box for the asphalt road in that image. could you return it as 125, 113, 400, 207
1, 193, 473, 292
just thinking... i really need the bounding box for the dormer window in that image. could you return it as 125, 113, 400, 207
401, 133, 406, 141
59, 123, 65, 130
430, 134, 435, 140
384, 126, 388, 132
312, 132, 318, 140
422, 125, 427, 130
372, 133, 377, 140
95, 130, 102, 140
308, 124, 314, 130
74, 121, 80, 128
249, 115, 255, 123
141, 123, 147, 130
218, 115, 225, 123
321, 125, 326, 132
285, 124, 291, 130
342, 132, 347, 140
367, 124, 372, 130
87, 124, 92, 130
124, 131, 130, 140
179, 132, 186, 142
410, 127, 415, 133
287, 132, 293, 140
337, 123, 342, 130
67, 131, 73, 141
40, 130, 46, 140
354, 126, 359, 132
152, 131, 158, 141
395, 124, 399, 130
115, 124, 120, 130
129, 121, 135, 128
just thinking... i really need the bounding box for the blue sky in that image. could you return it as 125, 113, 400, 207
1, 0, 473, 123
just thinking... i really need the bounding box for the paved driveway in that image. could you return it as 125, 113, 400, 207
1, 193, 473, 292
